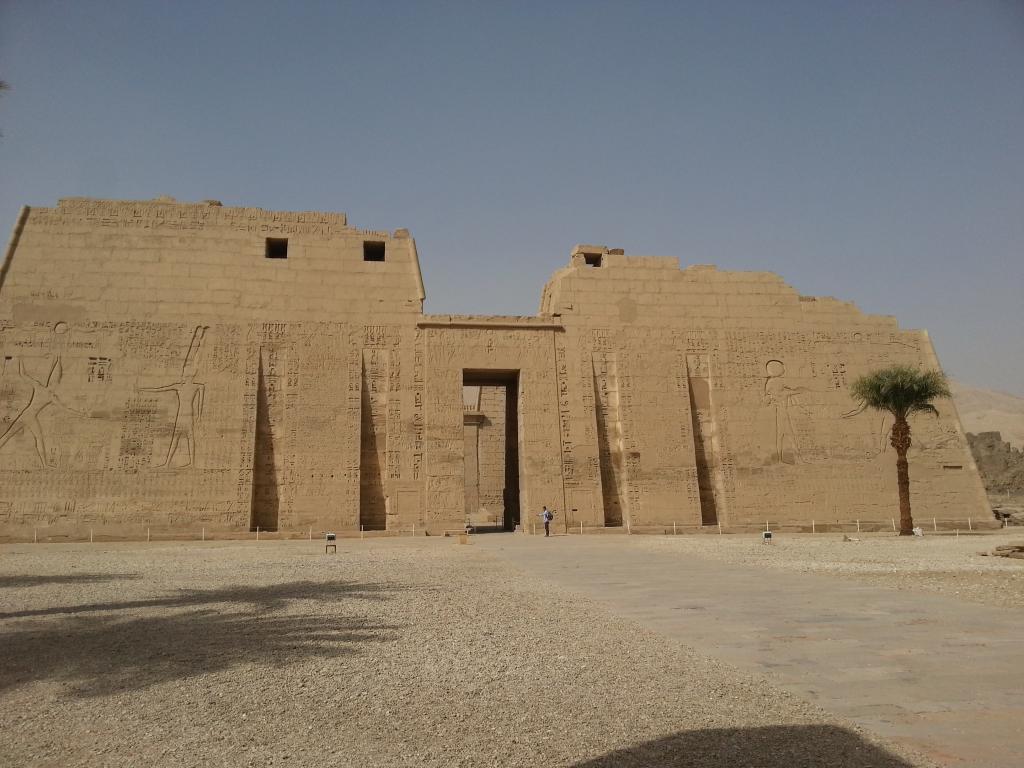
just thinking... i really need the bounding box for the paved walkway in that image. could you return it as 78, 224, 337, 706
477, 535, 1024, 768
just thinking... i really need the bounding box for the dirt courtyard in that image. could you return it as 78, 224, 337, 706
0, 537, 934, 768
638, 529, 1024, 609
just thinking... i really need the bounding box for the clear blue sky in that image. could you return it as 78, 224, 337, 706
2, 1, 1022, 394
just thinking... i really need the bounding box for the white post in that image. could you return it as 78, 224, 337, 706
933, 517, 937, 532
360, 525, 364, 539
202, 527, 205, 541
673, 522, 677, 536
627, 520, 631, 535
956, 528, 959, 538
968, 517, 973, 531
33, 527, 37, 544
856, 519, 860, 533
765, 520, 769, 532
891, 518, 896, 532
256, 526, 260, 541
147, 527, 151, 542
90, 528, 93, 543
718, 520, 722, 535
811, 519, 815, 534
580, 520, 584, 535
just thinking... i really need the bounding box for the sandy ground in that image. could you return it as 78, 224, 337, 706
0, 539, 931, 768
639, 530, 1024, 609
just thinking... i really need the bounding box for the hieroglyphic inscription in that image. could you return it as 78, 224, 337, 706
118, 394, 158, 473
412, 327, 425, 482
385, 331, 402, 482
87, 357, 111, 383
554, 337, 575, 484
36, 199, 349, 237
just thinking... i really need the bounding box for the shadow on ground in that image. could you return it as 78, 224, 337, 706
0, 573, 141, 589
0, 578, 390, 619
571, 725, 915, 768
0, 580, 399, 697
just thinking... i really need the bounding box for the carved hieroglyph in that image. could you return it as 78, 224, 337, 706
0, 199, 988, 537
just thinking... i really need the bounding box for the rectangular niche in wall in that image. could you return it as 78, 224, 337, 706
363, 241, 386, 262
265, 238, 288, 259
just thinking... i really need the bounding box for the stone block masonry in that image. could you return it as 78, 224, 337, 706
0, 199, 988, 538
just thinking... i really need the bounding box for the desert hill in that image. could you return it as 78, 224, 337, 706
952, 381, 1024, 507
951, 381, 1024, 450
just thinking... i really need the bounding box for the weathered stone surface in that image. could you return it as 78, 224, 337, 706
0, 199, 989, 538
967, 431, 1024, 499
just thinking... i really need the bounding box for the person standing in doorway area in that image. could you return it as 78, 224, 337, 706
540, 506, 555, 537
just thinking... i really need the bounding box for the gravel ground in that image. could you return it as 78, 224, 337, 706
0, 539, 932, 768
639, 530, 1024, 609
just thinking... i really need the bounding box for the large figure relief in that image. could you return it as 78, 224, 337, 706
0, 356, 81, 468
138, 326, 208, 469
762, 360, 810, 464
0, 322, 90, 469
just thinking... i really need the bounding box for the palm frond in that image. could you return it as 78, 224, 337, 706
910, 402, 940, 418
849, 365, 950, 419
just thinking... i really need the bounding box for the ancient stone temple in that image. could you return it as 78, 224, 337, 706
0, 198, 988, 538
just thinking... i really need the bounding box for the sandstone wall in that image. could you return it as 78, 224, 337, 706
541, 247, 989, 528
0, 201, 989, 538
0, 199, 422, 537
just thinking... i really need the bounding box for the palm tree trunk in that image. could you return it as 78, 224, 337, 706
895, 449, 913, 535
890, 416, 913, 535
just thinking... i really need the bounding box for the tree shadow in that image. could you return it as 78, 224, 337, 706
0, 580, 400, 697
0, 578, 391, 620
571, 725, 915, 767
0, 573, 141, 588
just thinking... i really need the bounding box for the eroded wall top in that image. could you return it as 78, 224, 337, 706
540, 244, 900, 332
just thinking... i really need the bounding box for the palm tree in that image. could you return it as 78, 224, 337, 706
849, 365, 951, 535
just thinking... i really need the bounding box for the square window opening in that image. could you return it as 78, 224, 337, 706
363, 240, 386, 262
265, 238, 288, 259
584, 253, 602, 267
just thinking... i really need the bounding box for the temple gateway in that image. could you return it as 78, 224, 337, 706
0, 198, 987, 538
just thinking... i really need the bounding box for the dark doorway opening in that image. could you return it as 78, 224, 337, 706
462, 370, 520, 532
